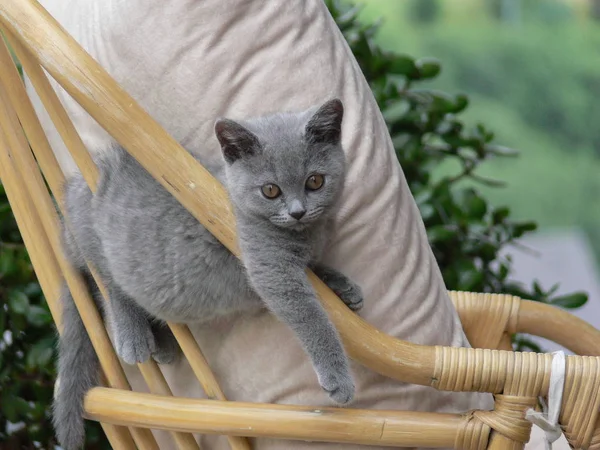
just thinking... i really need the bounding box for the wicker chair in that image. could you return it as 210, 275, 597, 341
1, 1, 600, 449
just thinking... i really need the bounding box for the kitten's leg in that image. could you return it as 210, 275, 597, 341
311, 264, 364, 311
104, 281, 157, 365
102, 275, 177, 365
243, 242, 355, 405
150, 321, 180, 365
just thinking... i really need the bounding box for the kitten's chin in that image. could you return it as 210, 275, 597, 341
269, 217, 324, 232
270, 220, 308, 231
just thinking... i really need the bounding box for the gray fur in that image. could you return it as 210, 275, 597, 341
54, 99, 363, 449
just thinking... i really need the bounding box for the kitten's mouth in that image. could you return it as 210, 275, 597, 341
269, 217, 311, 231
269, 208, 326, 230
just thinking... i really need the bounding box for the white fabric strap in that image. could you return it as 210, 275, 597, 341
525, 351, 566, 450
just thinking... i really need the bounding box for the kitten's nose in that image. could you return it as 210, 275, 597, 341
289, 201, 306, 220
290, 209, 306, 220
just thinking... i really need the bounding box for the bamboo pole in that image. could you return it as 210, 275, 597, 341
99, 422, 137, 450
137, 363, 202, 450
85, 387, 467, 448
517, 300, 600, 356
168, 324, 228, 401
4, 30, 99, 189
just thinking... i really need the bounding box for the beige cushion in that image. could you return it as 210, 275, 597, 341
29, 0, 501, 448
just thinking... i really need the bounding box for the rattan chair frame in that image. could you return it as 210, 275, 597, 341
1, 1, 600, 449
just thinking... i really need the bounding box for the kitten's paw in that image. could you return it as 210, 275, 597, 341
335, 281, 364, 312
115, 325, 156, 365
152, 329, 180, 365
318, 364, 355, 405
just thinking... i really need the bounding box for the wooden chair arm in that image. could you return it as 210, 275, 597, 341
84, 387, 471, 449
451, 291, 600, 356
517, 300, 600, 355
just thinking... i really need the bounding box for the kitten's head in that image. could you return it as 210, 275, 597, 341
214, 99, 346, 230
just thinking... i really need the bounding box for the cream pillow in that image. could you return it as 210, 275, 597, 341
28, 0, 503, 448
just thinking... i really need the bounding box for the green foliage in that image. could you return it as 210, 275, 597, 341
424, 25, 600, 158
326, 0, 588, 346
0, 2, 590, 447
357, 0, 600, 263
0, 184, 58, 448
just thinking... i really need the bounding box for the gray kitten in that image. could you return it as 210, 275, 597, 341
53, 99, 364, 450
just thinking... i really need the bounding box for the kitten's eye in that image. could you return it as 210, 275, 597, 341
261, 183, 281, 199
306, 174, 324, 191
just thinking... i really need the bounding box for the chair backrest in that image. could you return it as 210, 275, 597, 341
1, 2, 600, 450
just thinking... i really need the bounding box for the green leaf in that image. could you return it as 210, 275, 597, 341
26, 336, 55, 369
418, 203, 435, 221
388, 55, 417, 77
492, 207, 510, 224
461, 189, 487, 220
547, 283, 560, 296
27, 305, 52, 327
429, 91, 457, 114
8, 289, 30, 315
453, 94, 469, 113
458, 268, 484, 291
478, 243, 497, 262
0, 249, 15, 277
336, 4, 362, 26
550, 292, 588, 309
14, 396, 31, 415
381, 100, 410, 122
415, 57, 441, 79
511, 221, 538, 238
499, 263, 509, 280
426, 225, 457, 243
22, 282, 42, 298
1, 392, 18, 422
514, 336, 542, 353
533, 280, 544, 297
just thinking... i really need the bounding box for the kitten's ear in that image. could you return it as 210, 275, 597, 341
215, 119, 259, 164
305, 98, 344, 145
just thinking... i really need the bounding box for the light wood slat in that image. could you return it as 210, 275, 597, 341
85, 387, 464, 448
5, 30, 99, 190
137, 362, 202, 450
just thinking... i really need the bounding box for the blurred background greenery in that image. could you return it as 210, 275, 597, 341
357, 0, 600, 263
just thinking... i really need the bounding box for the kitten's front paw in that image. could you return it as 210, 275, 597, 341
115, 325, 156, 365
318, 363, 355, 405
335, 281, 364, 312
